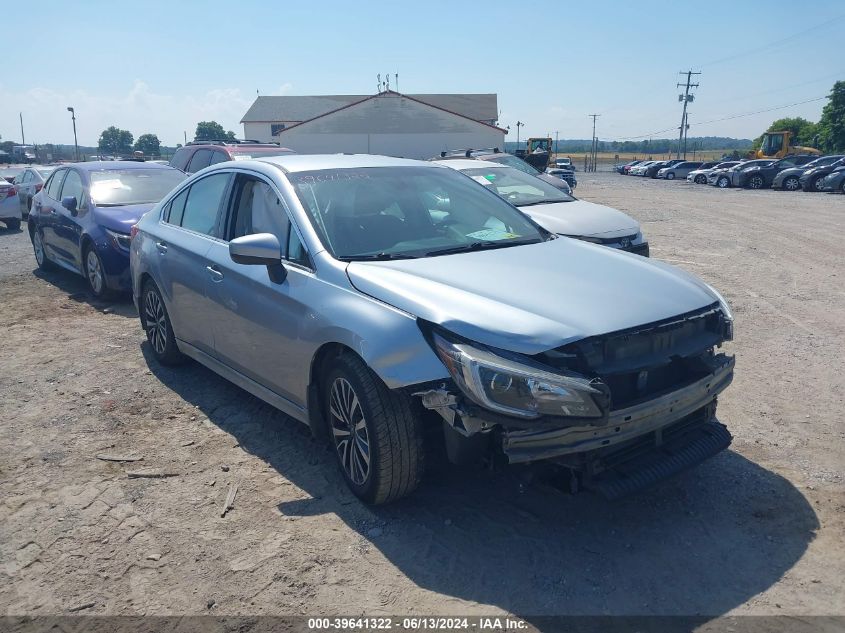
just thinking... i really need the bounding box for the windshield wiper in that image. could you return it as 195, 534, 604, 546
425, 238, 541, 257
340, 252, 419, 261
518, 199, 569, 206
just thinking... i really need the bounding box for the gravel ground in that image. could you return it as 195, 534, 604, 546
0, 173, 843, 620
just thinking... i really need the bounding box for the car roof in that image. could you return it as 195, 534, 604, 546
254, 153, 445, 173
65, 161, 179, 172
431, 158, 501, 170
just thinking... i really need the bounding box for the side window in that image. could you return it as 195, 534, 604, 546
20, 171, 32, 184
186, 149, 212, 174
46, 170, 66, 199
227, 175, 290, 252
287, 229, 310, 268
60, 170, 84, 206
179, 173, 230, 236
209, 151, 229, 166
170, 147, 191, 172
166, 188, 189, 225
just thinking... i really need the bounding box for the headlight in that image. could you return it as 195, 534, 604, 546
703, 283, 734, 340
104, 227, 131, 251
430, 332, 604, 419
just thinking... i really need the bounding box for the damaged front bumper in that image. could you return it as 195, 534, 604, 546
501, 353, 734, 463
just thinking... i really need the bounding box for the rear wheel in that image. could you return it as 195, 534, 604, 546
31, 227, 56, 270
717, 176, 730, 188
747, 175, 765, 189
141, 281, 185, 365
782, 176, 800, 191
324, 353, 424, 504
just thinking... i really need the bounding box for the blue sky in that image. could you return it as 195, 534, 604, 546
3, 0, 843, 147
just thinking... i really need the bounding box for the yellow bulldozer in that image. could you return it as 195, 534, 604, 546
513, 137, 553, 170
751, 131, 821, 159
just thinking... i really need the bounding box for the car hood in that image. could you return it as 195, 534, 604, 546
774, 166, 805, 179
346, 238, 719, 355
93, 203, 156, 233
519, 200, 640, 238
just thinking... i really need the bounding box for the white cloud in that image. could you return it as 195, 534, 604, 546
0, 80, 255, 147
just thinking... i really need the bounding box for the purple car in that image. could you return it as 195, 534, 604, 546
28, 161, 186, 297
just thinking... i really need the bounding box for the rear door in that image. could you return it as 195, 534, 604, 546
38, 168, 67, 256
154, 172, 231, 355
203, 171, 314, 406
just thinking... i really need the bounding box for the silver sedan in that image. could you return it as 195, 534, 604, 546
131, 154, 735, 504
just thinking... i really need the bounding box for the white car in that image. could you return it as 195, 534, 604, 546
629, 161, 656, 176
0, 178, 21, 230
435, 159, 649, 256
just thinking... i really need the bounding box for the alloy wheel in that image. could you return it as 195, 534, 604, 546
144, 290, 168, 355
718, 177, 729, 188
86, 250, 104, 295
783, 177, 800, 191
33, 231, 45, 265
329, 377, 370, 485
748, 175, 764, 189
813, 177, 825, 191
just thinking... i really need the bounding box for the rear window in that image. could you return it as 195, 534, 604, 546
90, 168, 186, 206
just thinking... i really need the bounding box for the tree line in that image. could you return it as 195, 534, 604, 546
754, 81, 844, 152
96, 121, 238, 156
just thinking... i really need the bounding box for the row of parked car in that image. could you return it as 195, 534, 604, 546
616, 155, 845, 193
2, 141, 737, 504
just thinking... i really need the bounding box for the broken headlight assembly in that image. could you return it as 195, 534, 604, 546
430, 331, 605, 420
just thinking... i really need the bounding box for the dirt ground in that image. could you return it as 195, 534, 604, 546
1, 173, 843, 620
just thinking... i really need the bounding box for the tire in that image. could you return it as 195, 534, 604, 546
666, 172, 675, 180
141, 281, 185, 366
31, 227, 56, 270
841, 179, 845, 195
811, 175, 826, 192
83, 245, 111, 299
747, 175, 765, 189
782, 176, 800, 191
695, 175, 707, 184
323, 353, 424, 504
717, 176, 730, 188
5, 218, 21, 231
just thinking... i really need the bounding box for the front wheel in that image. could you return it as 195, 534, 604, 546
324, 354, 424, 504
717, 176, 730, 188
84, 246, 111, 299
841, 180, 845, 194
782, 176, 800, 191
141, 282, 185, 365
666, 172, 675, 180
4, 218, 21, 231
695, 175, 707, 184
807, 175, 825, 192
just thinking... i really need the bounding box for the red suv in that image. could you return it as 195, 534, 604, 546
169, 140, 294, 174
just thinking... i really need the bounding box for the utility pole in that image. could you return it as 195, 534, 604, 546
588, 114, 600, 172
677, 70, 700, 159
67, 107, 79, 161
20, 113, 25, 145
555, 130, 559, 157
515, 121, 525, 147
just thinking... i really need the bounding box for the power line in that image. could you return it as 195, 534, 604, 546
699, 14, 845, 68
619, 95, 829, 140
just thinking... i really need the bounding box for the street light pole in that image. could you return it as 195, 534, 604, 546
67, 107, 79, 161
516, 121, 524, 147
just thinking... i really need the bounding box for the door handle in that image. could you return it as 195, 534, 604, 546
155, 241, 168, 254
206, 265, 224, 281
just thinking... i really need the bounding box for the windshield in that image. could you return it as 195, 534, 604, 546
461, 166, 574, 206
37, 168, 55, 178
89, 168, 186, 206
288, 166, 547, 260
485, 154, 540, 175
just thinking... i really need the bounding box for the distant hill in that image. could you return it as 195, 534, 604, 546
504, 136, 753, 154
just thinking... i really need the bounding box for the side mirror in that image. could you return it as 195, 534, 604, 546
229, 233, 287, 284
62, 195, 78, 214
